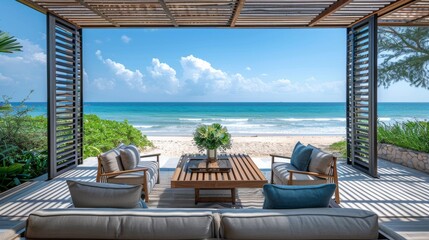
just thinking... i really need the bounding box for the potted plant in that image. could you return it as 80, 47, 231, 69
193, 123, 232, 162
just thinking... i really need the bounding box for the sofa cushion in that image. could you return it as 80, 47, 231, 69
108, 161, 158, 195
308, 145, 334, 174
67, 181, 145, 208
272, 162, 327, 185
26, 209, 216, 239
99, 144, 125, 173
120, 145, 140, 170
290, 142, 313, 171
263, 184, 336, 209
218, 208, 378, 239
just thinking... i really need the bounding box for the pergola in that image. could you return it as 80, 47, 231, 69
17, 0, 429, 179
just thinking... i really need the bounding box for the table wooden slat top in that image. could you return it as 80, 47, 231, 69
171, 154, 267, 189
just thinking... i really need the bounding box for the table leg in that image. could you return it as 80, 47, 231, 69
195, 188, 199, 205
231, 188, 236, 205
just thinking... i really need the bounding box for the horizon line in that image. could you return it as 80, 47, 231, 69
18, 101, 429, 103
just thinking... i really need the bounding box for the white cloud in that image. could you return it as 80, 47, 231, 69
93, 78, 115, 90
95, 50, 103, 61
83, 69, 89, 80
95, 50, 146, 92
148, 58, 179, 94
0, 73, 14, 85
181, 55, 228, 83
121, 35, 131, 43
95, 39, 103, 44
246, 66, 252, 71
0, 39, 46, 64
231, 73, 269, 92
272, 77, 342, 93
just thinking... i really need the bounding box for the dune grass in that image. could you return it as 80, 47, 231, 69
330, 120, 429, 156
378, 120, 429, 153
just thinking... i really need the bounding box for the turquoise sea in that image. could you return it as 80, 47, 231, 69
26, 102, 429, 136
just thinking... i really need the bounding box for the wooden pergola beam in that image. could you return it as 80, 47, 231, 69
159, 0, 178, 27
309, 0, 353, 27
349, 0, 419, 27
230, 0, 245, 27
79, 0, 120, 27
17, 0, 46, 14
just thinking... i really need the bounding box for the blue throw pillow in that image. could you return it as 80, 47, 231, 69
290, 142, 313, 171
263, 184, 336, 209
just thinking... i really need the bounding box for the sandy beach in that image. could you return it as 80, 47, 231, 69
145, 135, 344, 158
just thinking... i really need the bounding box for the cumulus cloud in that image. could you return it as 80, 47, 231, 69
245, 66, 251, 71
148, 58, 179, 94
273, 77, 342, 93
180, 55, 231, 93
0, 39, 46, 64
181, 55, 228, 83
91, 52, 342, 99
95, 50, 146, 92
121, 35, 131, 43
232, 73, 269, 92
93, 78, 115, 90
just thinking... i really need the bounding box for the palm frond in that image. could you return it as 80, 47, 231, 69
0, 31, 22, 53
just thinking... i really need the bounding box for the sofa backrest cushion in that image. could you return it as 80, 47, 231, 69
120, 145, 140, 170
308, 145, 334, 175
67, 181, 145, 208
99, 144, 125, 173
25, 209, 216, 240
263, 184, 336, 209
290, 142, 313, 171
218, 208, 379, 239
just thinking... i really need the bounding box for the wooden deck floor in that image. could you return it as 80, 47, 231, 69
0, 157, 428, 239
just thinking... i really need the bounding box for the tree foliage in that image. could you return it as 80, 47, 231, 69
378, 27, 429, 89
0, 31, 22, 53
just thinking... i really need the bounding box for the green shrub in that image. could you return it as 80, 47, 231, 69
83, 114, 153, 158
0, 94, 153, 191
0, 93, 47, 151
329, 140, 347, 158
378, 120, 429, 153
0, 93, 48, 191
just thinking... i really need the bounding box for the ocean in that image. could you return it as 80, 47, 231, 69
26, 102, 429, 136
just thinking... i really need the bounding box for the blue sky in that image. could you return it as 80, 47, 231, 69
1, 0, 428, 102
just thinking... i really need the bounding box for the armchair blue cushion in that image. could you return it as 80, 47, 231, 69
290, 141, 313, 171
263, 184, 336, 209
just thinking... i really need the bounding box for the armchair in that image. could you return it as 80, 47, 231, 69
96, 152, 160, 202
270, 152, 340, 204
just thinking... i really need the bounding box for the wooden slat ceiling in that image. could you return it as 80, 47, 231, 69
380, 0, 429, 25
17, 0, 429, 28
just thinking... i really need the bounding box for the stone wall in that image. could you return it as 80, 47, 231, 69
377, 143, 429, 174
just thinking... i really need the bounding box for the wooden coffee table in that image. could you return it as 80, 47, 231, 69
171, 154, 267, 204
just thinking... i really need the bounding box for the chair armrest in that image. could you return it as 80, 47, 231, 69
287, 169, 330, 179
140, 153, 160, 164
101, 168, 148, 177
140, 153, 161, 158
270, 154, 291, 164
270, 154, 290, 159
